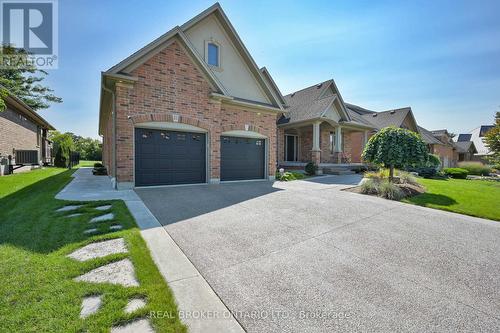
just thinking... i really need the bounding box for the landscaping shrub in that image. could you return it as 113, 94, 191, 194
364, 168, 389, 179
457, 162, 491, 176
426, 154, 441, 169
398, 171, 419, 186
305, 162, 318, 175
378, 180, 404, 200
360, 179, 380, 195
406, 167, 437, 178
276, 171, 305, 181
443, 167, 468, 179
94, 162, 104, 168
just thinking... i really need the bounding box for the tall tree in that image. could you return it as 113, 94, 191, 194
0, 45, 62, 111
484, 112, 500, 166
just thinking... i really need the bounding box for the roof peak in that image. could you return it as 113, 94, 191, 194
284, 79, 333, 97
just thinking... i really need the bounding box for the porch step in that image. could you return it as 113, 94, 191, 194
322, 168, 356, 175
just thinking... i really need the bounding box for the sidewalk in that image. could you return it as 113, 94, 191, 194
57, 168, 245, 333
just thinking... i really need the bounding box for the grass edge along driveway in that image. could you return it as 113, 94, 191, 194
404, 177, 500, 221
0, 168, 186, 333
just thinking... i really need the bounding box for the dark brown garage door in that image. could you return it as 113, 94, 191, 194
135, 128, 206, 186
220, 136, 265, 181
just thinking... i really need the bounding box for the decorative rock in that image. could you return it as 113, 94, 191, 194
84, 228, 98, 234
124, 298, 146, 314
111, 319, 154, 333
67, 213, 83, 218
68, 238, 127, 261
95, 205, 112, 211
57, 205, 83, 212
110, 225, 123, 231
90, 213, 114, 223
74, 259, 139, 287
80, 295, 102, 318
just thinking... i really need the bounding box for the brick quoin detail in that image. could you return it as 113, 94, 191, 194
109, 40, 277, 183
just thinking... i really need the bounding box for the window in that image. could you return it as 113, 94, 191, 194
329, 131, 336, 154
207, 42, 219, 67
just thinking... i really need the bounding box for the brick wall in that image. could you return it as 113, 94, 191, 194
431, 144, 457, 167
108, 40, 277, 184
0, 106, 39, 160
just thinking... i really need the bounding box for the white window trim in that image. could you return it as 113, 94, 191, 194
204, 39, 222, 71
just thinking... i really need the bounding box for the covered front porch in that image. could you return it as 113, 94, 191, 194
277, 119, 372, 170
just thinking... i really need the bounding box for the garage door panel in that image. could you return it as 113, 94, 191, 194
221, 136, 265, 181
135, 128, 206, 186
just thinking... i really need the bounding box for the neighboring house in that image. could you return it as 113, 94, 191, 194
99, 3, 285, 188
454, 141, 478, 162
0, 89, 55, 176
429, 129, 458, 168
456, 126, 494, 164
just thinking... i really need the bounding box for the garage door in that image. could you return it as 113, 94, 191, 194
135, 128, 206, 186
220, 136, 265, 181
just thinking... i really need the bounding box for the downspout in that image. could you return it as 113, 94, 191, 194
102, 83, 117, 189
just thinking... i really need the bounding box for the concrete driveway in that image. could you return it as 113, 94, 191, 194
136, 175, 500, 332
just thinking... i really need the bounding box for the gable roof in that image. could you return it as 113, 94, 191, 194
104, 3, 283, 109
2, 86, 55, 130
454, 141, 477, 154
281, 80, 354, 125
358, 107, 416, 130
417, 126, 442, 145
260, 67, 286, 106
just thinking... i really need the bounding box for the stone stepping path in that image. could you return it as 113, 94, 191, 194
125, 298, 146, 314
90, 213, 115, 223
67, 213, 83, 218
95, 205, 112, 211
74, 259, 139, 287
84, 228, 98, 234
110, 225, 123, 231
68, 238, 127, 261
80, 295, 102, 318
57, 205, 83, 212
111, 319, 154, 333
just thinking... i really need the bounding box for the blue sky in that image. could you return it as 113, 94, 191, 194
38, 0, 500, 139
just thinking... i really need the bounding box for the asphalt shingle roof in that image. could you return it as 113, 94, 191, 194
454, 141, 476, 153
417, 126, 442, 145
358, 108, 412, 130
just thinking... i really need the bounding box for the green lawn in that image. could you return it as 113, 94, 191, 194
0, 168, 186, 332
78, 160, 101, 167
404, 178, 500, 221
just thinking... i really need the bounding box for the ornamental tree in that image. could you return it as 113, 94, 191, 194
362, 127, 428, 182
484, 112, 500, 166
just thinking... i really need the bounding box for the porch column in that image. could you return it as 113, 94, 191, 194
363, 130, 369, 146
311, 121, 322, 170
334, 126, 342, 152
334, 126, 342, 163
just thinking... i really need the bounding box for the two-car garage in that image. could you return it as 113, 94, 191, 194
134, 127, 266, 187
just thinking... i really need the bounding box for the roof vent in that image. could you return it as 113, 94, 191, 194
316, 83, 323, 88
390, 110, 396, 114
372, 113, 378, 117
290, 93, 295, 97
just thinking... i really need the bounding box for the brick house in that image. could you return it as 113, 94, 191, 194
99, 3, 285, 188
0, 88, 54, 176
100, 3, 459, 187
